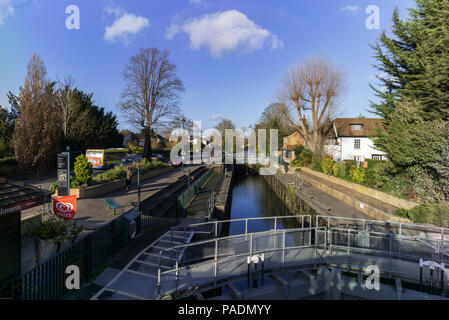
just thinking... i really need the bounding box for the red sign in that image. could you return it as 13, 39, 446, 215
53, 195, 77, 221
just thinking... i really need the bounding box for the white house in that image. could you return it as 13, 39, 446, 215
325, 118, 387, 162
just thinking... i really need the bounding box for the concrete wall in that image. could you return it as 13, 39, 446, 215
300, 167, 417, 210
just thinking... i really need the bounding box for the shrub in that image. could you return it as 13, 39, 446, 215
311, 157, 323, 172
408, 203, 449, 227
321, 158, 335, 175
349, 167, 366, 184
103, 165, 126, 181
49, 176, 80, 192
128, 143, 144, 155
343, 160, 357, 172
365, 162, 388, 189
24, 215, 83, 251
292, 144, 313, 167
139, 158, 165, 173
0, 157, 17, 166
366, 159, 384, 168
74, 154, 93, 185
331, 161, 346, 178
395, 208, 410, 219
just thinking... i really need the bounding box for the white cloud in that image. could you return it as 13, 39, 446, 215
166, 10, 283, 57
209, 113, 224, 121
0, 0, 15, 25
189, 0, 203, 5
104, 5, 149, 43
339, 5, 360, 16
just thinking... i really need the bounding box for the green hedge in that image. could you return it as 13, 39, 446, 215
0, 157, 17, 166
407, 203, 449, 228
366, 159, 384, 168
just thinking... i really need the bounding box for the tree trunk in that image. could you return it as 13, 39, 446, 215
143, 127, 152, 159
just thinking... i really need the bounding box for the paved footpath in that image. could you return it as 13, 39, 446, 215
278, 172, 373, 221
21, 166, 200, 229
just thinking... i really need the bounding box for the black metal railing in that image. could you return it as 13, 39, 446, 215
0, 216, 124, 300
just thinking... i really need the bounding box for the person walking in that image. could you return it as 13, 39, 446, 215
125, 166, 132, 191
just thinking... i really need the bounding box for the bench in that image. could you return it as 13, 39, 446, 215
105, 198, 121, 215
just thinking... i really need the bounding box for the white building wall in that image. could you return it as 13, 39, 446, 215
325, 137, 387, 161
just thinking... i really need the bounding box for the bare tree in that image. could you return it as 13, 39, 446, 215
278, 56, 345, 155
55, 76, 75, 140
120, 48, 184, 158
169, 114, 193, 135
215, 119, 235, 135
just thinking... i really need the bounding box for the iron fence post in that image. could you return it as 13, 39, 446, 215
157, 250, 162, 298
214, 239, 218, 278
215, 221, 218, 238
175, 249, 179, 294
347, 229, 350, 254
282, 230, 286, 267
389, 234, 392, 260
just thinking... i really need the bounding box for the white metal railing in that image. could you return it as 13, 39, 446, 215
316, 215, 449, 241
154, 215, 449, 298
157, 227, 325, 298
328, 227, 449, 264
170, 215, 312, 243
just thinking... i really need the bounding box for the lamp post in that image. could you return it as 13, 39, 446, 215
137, 165, 141, 212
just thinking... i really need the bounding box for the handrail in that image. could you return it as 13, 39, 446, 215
330, 227, 449, 242
171, 214, 312, 233
316, 215, 449, 240
157, 227, 324, 297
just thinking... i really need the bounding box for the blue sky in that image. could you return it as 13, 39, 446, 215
0, 0, 415, 132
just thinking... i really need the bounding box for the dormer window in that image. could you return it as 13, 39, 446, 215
351, 124, 362, 131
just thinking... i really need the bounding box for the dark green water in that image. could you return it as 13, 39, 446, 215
227, 174, 302, 235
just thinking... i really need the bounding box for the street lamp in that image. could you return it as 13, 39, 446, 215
137, 165, 141, 212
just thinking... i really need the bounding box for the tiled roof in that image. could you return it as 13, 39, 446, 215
329, 118, 385, 138
0, 178, 53, 209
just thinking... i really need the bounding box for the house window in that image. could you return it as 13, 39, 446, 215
351, 124, 362, 131
354, 139, 361, 149
372, 155, 382, 160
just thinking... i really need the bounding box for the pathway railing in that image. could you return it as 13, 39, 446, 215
156, 222, 449, 299
328, 227, 449, 264
169, 215, 312, 243
177, 168, 214, 209
316, 215, 449, 241
157, 226, 326, 298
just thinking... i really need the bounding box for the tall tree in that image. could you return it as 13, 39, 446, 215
370, 0, 449, 201
67, 89, 123, 151
214, 119, 235, 136
13, 54, 61, 170
55, 76, 76, 142
277, 56, 345, 156
370, 0, 449, 122
120, 48, 184, 158
256, 103, 292, 149
0, 92, 19, 158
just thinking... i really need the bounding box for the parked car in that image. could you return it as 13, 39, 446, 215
150, 154, 166, 162
130, 156, 143, 164
115, 155, 142, 167
168, 159, 182, 167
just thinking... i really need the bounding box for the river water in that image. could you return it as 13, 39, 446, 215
227, 173, 303, 235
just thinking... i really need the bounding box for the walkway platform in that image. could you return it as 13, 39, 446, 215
275, 172, 374, 220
